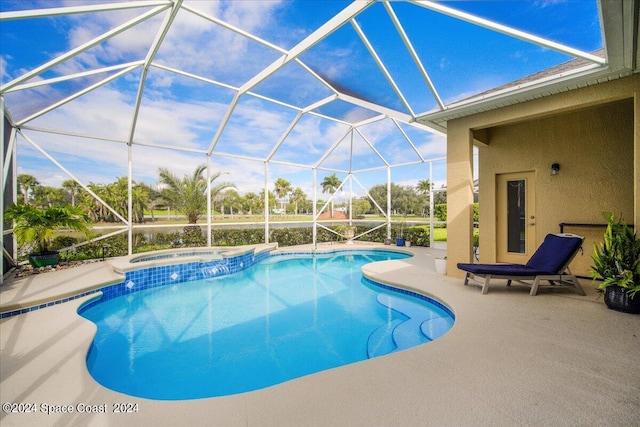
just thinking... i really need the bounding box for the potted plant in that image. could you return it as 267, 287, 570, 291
4, 203, 91, 268
591, 213, 640, 314
395, 221, 406, 247
336, 225, 356, 244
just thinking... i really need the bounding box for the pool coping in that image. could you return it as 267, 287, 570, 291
110, 243, 278, 274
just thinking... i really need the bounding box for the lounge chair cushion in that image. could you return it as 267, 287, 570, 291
455, 263, 548, 276
524, 234, 582, 273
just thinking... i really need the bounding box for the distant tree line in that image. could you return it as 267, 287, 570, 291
14, 168, 447, 224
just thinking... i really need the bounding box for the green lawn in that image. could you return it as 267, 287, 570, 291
433, 228, 479, 243
433, 228, 448, 241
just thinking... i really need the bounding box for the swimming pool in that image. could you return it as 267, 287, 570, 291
80, 249, 454, 400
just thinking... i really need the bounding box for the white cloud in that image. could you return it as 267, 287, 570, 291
5, 0, 451, 198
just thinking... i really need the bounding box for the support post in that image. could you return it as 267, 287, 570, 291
313, 168, 317, 249
446, 124, 475, 277
429, 161, 434, 248
207, 155, 212, 247
264, 162, 269, 244
127, 143, 133, 255
386, 166, 391, 240
634, 88, 640, 230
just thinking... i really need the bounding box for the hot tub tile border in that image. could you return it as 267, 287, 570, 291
2, 250, 272, 318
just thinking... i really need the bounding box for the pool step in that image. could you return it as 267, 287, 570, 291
367, 294, 454, 358
379, 293, 432, 350
392, 316, 431, 349
420, 317, 454, 341
376, 293, 452, 352
367, 319, 402, 358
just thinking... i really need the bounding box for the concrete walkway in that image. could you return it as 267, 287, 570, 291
1, 244, 639, 426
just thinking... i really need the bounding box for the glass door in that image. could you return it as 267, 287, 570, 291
496, 172, 536, 263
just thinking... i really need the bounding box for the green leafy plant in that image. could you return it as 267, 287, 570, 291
5, 203, 91, 254
403, 226, 430, 246
591, 213, 640, 298
336, 225, 356, 240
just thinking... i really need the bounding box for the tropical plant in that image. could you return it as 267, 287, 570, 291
62, 179, 82, 207
17, 174, 39, 205
261, 190, 278, 214
274, 178, 292, 215
416, 179, 431, 216
4, 203, 91, 255
321, 173, 342, 217
290, 187, 307, 215
242, 191, 261, 215
143, 183, 166, 222
130, 183, 150, 223
158, 165, 235, 224
221, 189, 242, 217
32, 186, 66, 208
591, 213, 640, 298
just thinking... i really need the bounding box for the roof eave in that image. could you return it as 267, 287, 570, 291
416, 64, 632, 128
415, 0, 640, 129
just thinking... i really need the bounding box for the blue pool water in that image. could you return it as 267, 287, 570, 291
80, 250, 454, 400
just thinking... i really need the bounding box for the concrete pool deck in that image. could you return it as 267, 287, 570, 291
1, 244, 639, 426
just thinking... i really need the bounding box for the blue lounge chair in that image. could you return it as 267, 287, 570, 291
457, 233, 586, 296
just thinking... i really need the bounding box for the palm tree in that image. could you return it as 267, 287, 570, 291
130, 184, 150, 223
242, 192, 260, 215
290, 187, 306, 215
274, 177, 292, 215
416, 179, 431, 194
62, 179, 82, 207
158, 164, 235, 224
17, 174, 39, 205
321, 173, 342, 218
144, 183, 166, 222
416, 179, 431, 217
222, 189, 241, 218
81, 183, 107, 222
32, 186, 66, 208
105, 177, 129, 222
260, 190, 278, 215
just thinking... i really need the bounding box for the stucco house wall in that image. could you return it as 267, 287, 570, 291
446, 74, 639, 279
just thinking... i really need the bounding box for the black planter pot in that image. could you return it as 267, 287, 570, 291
28, 251, 60, 268
604, 286, 640, 314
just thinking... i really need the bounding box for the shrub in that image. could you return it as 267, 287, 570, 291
50, 235, 79, 251
432, 202, 478, 223
403, 226, 431, 247
434, 204, 447, 221
61, 223, 435, 261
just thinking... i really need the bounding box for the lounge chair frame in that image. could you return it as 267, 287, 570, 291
459, 233, 586, 296
462, 268, 585, 296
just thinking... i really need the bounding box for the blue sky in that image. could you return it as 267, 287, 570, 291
0, 0, 603, 199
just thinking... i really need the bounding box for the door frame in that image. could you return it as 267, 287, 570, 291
496, 171, 536, 264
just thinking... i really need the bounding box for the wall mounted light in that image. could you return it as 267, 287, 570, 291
551, 163, 560, 175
